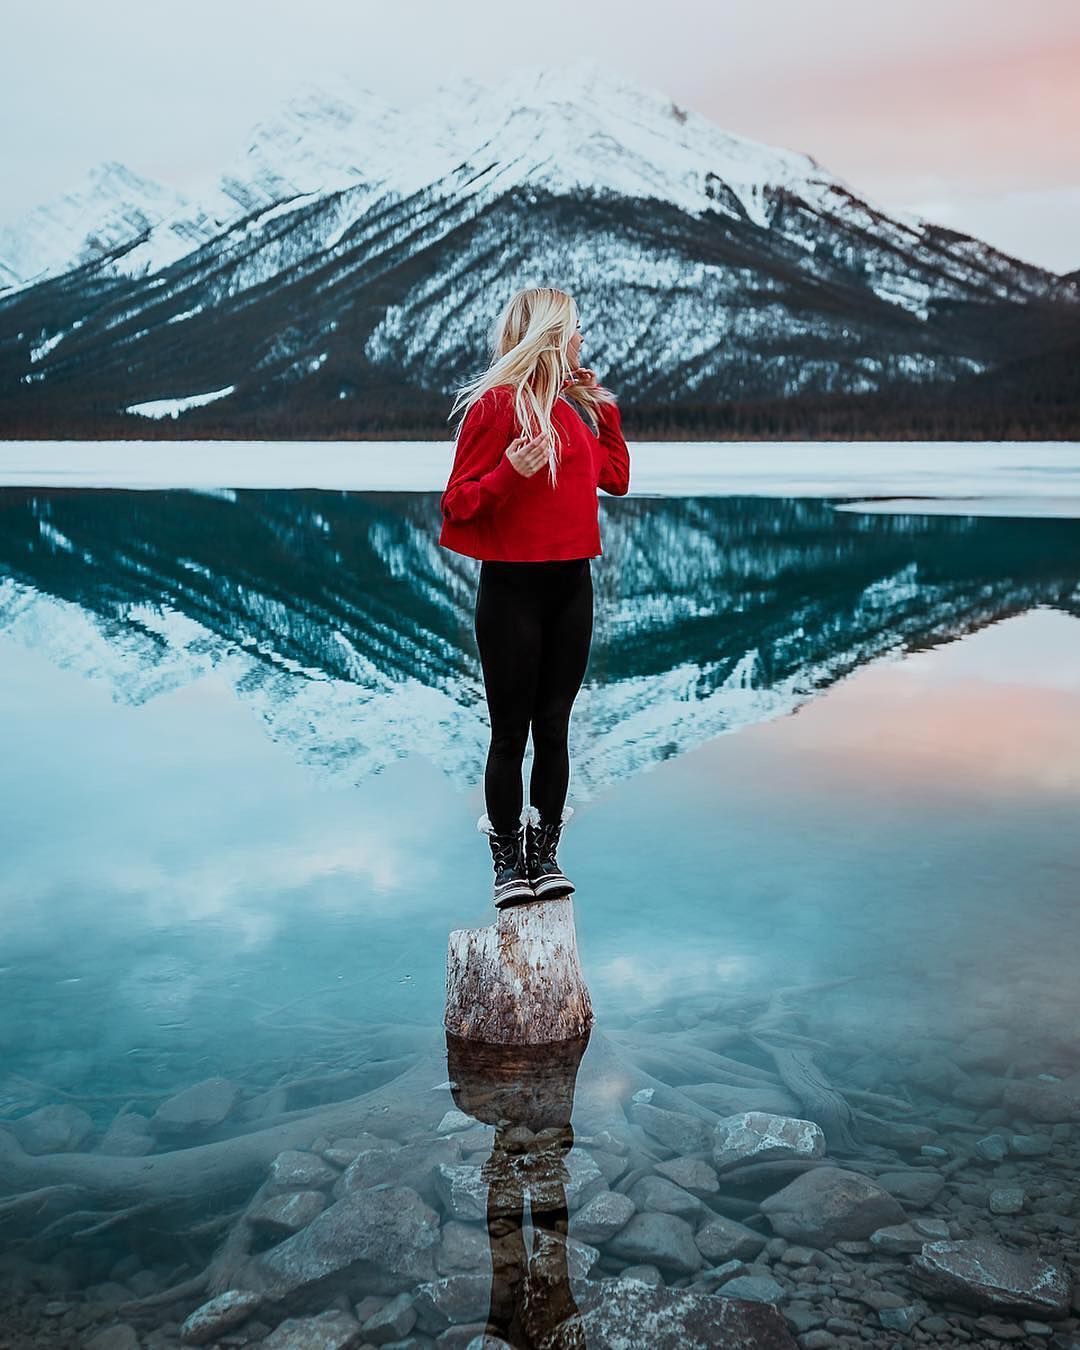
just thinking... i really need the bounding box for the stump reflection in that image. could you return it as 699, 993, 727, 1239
445, 1031, 591, 1349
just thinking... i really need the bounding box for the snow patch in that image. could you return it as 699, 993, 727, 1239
38, 521, 75, 552
30, 330, 66, 362
126, 387, 236, 419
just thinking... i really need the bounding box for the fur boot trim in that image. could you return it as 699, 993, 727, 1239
522, 804, 575, 827
478, 812, 522, 836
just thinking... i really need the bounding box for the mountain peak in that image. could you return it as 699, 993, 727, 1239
415, 60, 836, 228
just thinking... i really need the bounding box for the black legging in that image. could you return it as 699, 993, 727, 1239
474, 558, 594, 834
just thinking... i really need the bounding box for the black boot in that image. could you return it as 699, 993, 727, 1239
523, 805, 576, 900
477, 812, 536, 909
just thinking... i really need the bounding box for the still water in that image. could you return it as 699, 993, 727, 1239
1, 486, 1078, 1349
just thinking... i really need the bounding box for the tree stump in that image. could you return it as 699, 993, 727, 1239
445, 897, 594, 1045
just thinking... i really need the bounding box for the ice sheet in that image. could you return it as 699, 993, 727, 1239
1, 440, 1079, 510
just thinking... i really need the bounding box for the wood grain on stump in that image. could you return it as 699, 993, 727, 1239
445, 897, 594, 1045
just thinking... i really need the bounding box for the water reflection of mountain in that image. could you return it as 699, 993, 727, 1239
0, 489, 1077, 795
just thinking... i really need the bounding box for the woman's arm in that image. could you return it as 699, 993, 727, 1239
440, 389, 524, 523
595, 397, 631, 496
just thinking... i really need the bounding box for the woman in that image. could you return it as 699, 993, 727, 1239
439, 286, 631, 909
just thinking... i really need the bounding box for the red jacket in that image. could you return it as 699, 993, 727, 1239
438, 383, 631, 561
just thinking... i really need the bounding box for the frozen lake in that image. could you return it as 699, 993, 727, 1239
1, 438, 1080, 516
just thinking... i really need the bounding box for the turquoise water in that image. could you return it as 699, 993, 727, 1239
1, 488, 1078, 1347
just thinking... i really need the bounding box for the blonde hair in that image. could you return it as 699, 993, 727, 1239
449, 286, 617, 489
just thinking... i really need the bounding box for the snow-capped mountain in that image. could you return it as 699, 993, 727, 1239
0, 161, 199, 291
425, 60, 857, 226
1, 59, 1077, 436
1, 63, 842, 288
1, 490, 1077, 797
0, 78, 407, 289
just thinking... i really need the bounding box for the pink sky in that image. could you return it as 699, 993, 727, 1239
709, 39, 1080, 191
676, 13, 1080, 271
736, 609, 1080, 797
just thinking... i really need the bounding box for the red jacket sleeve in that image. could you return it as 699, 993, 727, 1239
596, 397, 631, 496
441, 389, 525, 523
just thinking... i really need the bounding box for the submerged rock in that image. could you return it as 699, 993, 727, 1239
952, 1072, 1006, 1108
360, 1291, 417, 1343
989, 1187, 1026, 1215
758, 1166, 906, 1247
269, 1150, 340, 1192
910, 1237, 1071, 1319
571, 1189, 636, 1244
873, 1169, 945, 1208
179, 1289, 263, 1344
975, 1132, 1010, 1161
627, 1174, 704, 1222
713, 1112, 826, 1173
261, 1310, 363, 1349
533, 1278, 798, 1348
151, 1077, 239, 1136
337, 1136, 461, 1206
877, 1304, 922, 1333
248, 1184, 439, 1306
715, 1273, 786, 1305
606, 1212, 703, 1275
627, 1101, 714, 1154
413, 1273, 492, 1334
97, 1111, 154, 1157
249, 1189, 328, 1237
694, 1214, 768, 1264
654, 1156, 719, 1196
437, 1109, 474, 1134
954, 1026, 1013, 1071
12, 1104, 94, 1154
437, 1220, 491, 1275
692, 1260, 749, 1293
1002, 1078, 1079, 1123
585, 1146, 631, 1185
1009, 1132, 1053, 1156
618, 1264, 663, 1286
868, 1222, 925, 1254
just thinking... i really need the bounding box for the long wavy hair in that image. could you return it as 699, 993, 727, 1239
449, 286, 617, 490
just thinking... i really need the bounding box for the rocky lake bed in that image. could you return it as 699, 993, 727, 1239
2, 983, 1079, 1350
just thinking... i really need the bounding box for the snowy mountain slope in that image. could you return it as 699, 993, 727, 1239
1, 60, 1077, 433
0, 76, 407, 289
0, 161, 200, 293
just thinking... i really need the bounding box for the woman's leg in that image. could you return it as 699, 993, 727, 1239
474, 564, 544, 834
529, 561, 593, 823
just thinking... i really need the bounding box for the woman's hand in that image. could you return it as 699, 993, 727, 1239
506, 430, 552, 477
564, 366, 599, 391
